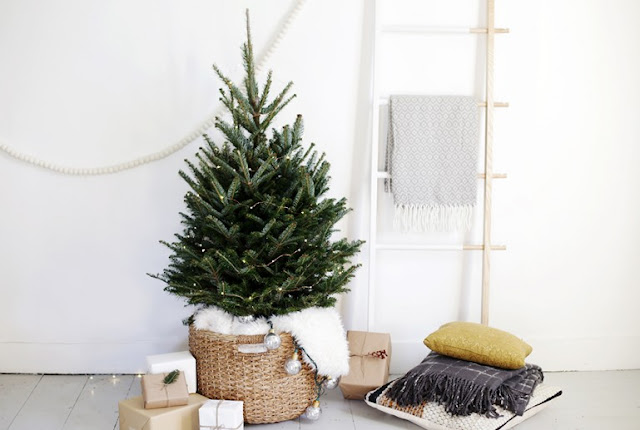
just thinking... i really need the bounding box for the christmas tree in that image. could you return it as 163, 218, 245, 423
151, 12, 363, 319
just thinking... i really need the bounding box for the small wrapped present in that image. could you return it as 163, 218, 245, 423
118, 393, 209, 430
199, 399, 244, 430
142, 370, 189, 409
147, 351, 197, 393
339, 330, 391, 400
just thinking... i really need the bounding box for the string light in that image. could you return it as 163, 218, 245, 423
322, 376, 339, 390
264, 328, 281, 350
284, 350, 302, 375
304, 400, 321, 421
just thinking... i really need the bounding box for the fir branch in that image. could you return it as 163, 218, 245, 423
163, 370, 181, 385
216, 120, 251, 151
251, 155, 275, 182
304, 173, 315, 198
260, 219, 276, 237
233, 150, 252, 184
257, 70, 273, 112
291, 114, 304, 143
213, 64, 253, 113
261, 81, 294, 115
242, 9, 259, 105
227, 177, 241, 201
259, 94, 296, 133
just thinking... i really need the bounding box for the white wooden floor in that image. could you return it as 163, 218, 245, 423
1, 370, 639, 429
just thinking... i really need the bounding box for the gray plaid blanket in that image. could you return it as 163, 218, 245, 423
386, 353, 543, 418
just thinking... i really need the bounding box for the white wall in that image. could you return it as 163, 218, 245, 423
492, 0, 640, 371
0, 0, 364, 373
345, 0, 640, 373
1, 0, 639, 374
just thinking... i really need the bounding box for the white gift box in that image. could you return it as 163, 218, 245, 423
146, 351, 197, 394
199, 399, 244, 430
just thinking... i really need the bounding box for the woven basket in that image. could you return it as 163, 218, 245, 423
189, 326, 316, 424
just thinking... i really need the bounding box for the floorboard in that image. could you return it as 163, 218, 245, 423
7, 375, 87, 430
1, 370, 639, 429
0, 374, 42, 430
63, 375, 133, 430
513, 370, 640, 430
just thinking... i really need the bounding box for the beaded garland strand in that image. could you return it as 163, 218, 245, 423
0, 0, 307, 176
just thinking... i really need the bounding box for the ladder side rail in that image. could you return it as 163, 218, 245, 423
367, 0, 381, 331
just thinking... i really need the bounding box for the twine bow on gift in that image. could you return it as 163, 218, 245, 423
350, 349, 388, 380
200, 399, 243, 430
350, 349, 388, 359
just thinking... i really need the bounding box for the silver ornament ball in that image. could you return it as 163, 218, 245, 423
304, 401, 321, 421
323, 376, 339, 390
237, 315, 255, 324
263, 329, 282, 350
284, 357, 302, 375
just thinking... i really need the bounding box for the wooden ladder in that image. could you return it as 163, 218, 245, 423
367, 0, 509, 330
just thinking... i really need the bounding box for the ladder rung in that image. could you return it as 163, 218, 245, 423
376, 171, 507, 179
381, 25, 510, 34
376, 244, 507, 251
478, 101, 509, 108
470, 28, 510, 34
378, 99, 508, 108
478, 173, 507, 179
464, 245, 506, 251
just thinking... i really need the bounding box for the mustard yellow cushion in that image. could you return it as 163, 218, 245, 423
423, 322, 532, 369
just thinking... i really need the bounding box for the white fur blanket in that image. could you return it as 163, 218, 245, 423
193, 306, 350, 378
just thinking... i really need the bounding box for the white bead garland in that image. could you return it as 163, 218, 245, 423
0, 0, 307, 176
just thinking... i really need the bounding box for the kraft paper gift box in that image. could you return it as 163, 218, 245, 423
339, 330, 391, 400
141, 371, 189, 409
118, 393, 209, 430
147, 351, 197, 393
199, 399, 244, 430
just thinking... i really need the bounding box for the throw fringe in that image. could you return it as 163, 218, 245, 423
394, 204, 474, 233
386, 372, 501, 418
385, 361, 543, 418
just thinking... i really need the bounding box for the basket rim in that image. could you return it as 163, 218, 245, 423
189, 325, 295, 344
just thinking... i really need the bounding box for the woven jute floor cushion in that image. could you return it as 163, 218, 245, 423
189, 325, 316, 424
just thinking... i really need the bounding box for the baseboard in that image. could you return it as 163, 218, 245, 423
0, 338, 189, 374
389, 335, 640, 374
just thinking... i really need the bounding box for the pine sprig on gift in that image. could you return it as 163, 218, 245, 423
163, 370, 181, 386
149, 11, 363, 318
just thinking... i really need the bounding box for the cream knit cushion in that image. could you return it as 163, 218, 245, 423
365, 383, 562, 430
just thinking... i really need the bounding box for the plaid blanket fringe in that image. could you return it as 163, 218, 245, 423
385, 353, 543, 418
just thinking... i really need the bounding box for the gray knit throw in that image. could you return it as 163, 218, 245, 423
386, 95, 479, 232
386, 353, 543, 418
